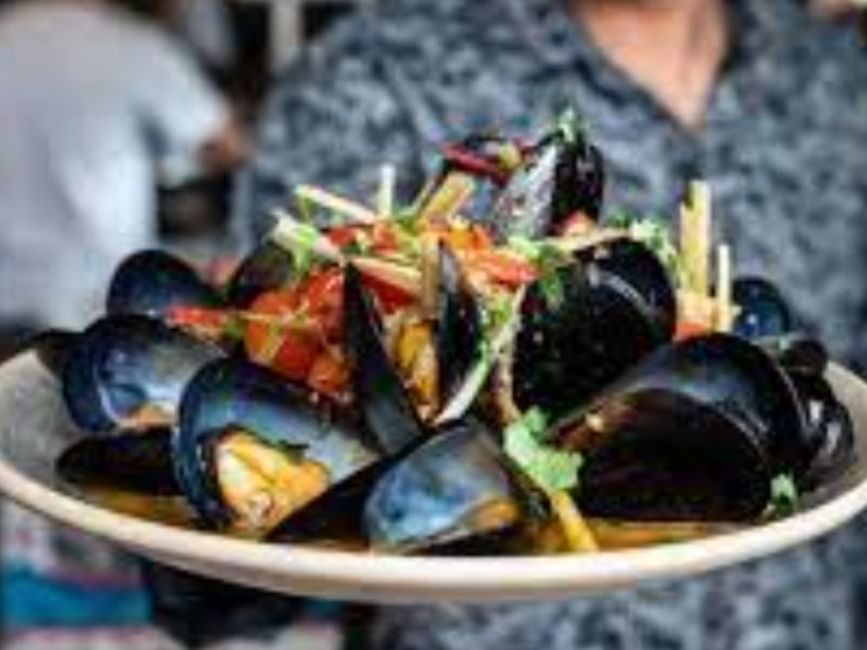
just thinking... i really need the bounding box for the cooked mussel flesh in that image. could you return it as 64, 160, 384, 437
173, 358, 380, 534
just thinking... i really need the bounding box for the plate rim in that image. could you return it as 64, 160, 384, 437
1, 362, 867, 601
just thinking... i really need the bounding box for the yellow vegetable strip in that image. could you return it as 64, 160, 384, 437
680, 181, 712, 296
295, 185, 379, 225
549, 490, 599, 553
555, 227, 628, 254
419, 235, 440, 319
589, 519, 740, 550
417, 171, 476, 225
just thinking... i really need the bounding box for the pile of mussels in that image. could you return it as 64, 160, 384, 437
52, 115, 854, 554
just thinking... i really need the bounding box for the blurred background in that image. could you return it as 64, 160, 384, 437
0, 2, 365, 648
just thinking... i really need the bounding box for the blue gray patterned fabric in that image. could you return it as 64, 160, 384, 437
234, 0, 867, 648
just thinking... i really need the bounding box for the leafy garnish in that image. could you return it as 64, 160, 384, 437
767, 473, 799, 518
508, 236, 570, 309
556, 109, 583, 145
290, 222, 319, 277
608, 212, 682, 281
504, 408, 583, 493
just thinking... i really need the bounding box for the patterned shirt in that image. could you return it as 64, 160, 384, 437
235, 0, 867, 648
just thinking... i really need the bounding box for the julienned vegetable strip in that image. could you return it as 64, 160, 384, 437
295, 184, 379, 225
270, 211, 344, 263
715, 244, 733, 332
378, 164, 396, 219
549, 490, 599, 553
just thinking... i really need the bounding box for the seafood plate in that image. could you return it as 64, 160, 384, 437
0, 112, 865, 601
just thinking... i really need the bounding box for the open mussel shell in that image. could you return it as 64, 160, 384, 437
62, 315, 223, 434
559, 335, 809, 521
513, 239, 675, 420
750, 334, 852, 484
492, 117, 604, 238
364, 420, 521, 553
173, 358, 380, 530
758, 334, 829, 378
57, 426, 179, 495
107, 250, 221, 318
437, 245, 483, 407
790, 373, 854, 489
344, 265, 426, 455
25, 329, 78, 378
225, 241, 295, 308
733, 276, 794, 340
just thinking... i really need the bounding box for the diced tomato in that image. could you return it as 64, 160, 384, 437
361, 273, 417, 313
326, 224, 366, 250
300, 268, 345, 339
464, 250, 538, 289
307, 349, 350, 401
244, 291, 319, 381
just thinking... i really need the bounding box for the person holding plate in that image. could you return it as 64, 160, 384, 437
149, 0, 867, 648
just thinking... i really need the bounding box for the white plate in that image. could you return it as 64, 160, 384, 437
1, 347, 866, 604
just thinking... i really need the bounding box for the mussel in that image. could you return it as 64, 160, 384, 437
512, 239, 676, 420
760, 335, 854, 488
492, 113, 604, 238
364, 419, 521, 552
225, 241, 296, 308
557, 335, 810, 521
733, 280, 854, 485
732, 276, 794, 340
343, 265, 427, 454
173, 358, 380, 534
57, 426, 179, 495
436, 245, 483, 409
107, 250, 221, 318
62, 315, 223, 434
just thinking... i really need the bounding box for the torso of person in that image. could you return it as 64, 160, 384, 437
240, 1, 867, 646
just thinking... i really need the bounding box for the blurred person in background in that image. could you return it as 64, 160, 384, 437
0, 0, 245, 644
230, 0, 867, 648
0, 0, 246, 338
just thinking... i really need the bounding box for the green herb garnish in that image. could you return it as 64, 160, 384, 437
608, 212, 682, 281
508, 236, 570, 310
505, 408, 583, 493
556, 109, 583, 145
767, 473, 799, 518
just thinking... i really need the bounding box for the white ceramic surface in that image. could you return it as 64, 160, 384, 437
1, 347, 867, 604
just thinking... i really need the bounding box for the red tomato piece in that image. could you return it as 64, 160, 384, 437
245, 291, 319, 381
